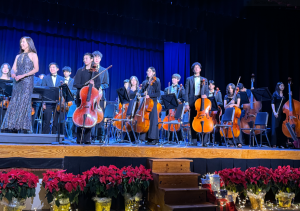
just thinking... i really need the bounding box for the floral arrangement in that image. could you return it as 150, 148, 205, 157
217, 168, 247, 194
42, 170, 86, 207
120, 165, 153, 196
0, 169, 39, 202
83, 165, 122, 198
245, 166, 273, 194
271, 166, 300, 195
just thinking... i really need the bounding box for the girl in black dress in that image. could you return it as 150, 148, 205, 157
271, 82, 286, 148
128, 76, 139, 99
223, 83, 242, 148
139, 67, 161, 145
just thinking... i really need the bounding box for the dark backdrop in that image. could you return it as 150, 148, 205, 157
0, 0, 299, 111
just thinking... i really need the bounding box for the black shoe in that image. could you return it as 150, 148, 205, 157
145, 141, 157, 145
84, 142, 91, 145
202, 144, 208, 147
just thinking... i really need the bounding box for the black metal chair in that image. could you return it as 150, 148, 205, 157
215, 107, 237, 147
242, 112, 271, 148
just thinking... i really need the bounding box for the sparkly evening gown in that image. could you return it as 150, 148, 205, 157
1, 53, 34, 131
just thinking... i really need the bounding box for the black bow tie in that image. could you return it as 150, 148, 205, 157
51, 75, 57, 78
194, 76, 200, 78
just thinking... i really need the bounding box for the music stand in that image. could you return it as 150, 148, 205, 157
113, 87, 132, 143
251, 87, 273, 102
57, 84, 75, 144
0, 80, 13, 132
160, 94, 179, 145
239, 92, 250, 107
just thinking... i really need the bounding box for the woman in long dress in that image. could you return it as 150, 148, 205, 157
1, 36, 39, 133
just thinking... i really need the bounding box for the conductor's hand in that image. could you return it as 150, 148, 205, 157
42, 104, 46, 110
201, 94, 207, 98
274, 112, 278, 118
146, 95, 150, 99
15, 75, 24, 81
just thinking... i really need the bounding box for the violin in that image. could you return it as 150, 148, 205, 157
56, 97, 73, 112
210, 87, 223, 128
132, 77, 155, 133
220, 77, 242, 139
240, 74, 262, 135
0, 97, 9, 108
72, 65, 111, 129
282, 77, 300, 138
162, 84, 184, 132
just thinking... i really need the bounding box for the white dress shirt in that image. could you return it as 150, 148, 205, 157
51, 75, 57, 86
64, 77, 70, 84
194, 76, 201, 96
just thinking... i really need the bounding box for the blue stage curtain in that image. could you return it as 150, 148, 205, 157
163, 42, 190, 89
0, 28, 163, 101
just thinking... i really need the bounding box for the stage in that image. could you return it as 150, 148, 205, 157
1, 141, 300, 176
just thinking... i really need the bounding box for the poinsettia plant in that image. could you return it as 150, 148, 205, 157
83, 165, 122, 198
120, 165, 153, 196
42, 170, 86, 207
271, 166, 300, 195
245, 166, 273, 194
0, 169, 39, 202
217, 168, 247, 194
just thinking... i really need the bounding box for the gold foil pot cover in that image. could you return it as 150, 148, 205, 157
124, 192, 142, 211
275, 191, 295, 208
93, 197, 112, 211
247, 191, 266, 210
1, 197, 26, 211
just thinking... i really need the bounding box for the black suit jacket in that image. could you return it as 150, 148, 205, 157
213, 90, 223, 107
184, 76, 209, 105
42, 74, 65, 87
164, 85, 185, 103
64, 77, 75, 90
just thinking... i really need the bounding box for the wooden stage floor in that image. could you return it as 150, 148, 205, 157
0, 142, 299, 160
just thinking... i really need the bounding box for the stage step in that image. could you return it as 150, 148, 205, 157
162, 188, 207, 205
148, 158, 192, 173
152, 172, 200, 188
165, 203, 217, 211
0, 133, 65, 144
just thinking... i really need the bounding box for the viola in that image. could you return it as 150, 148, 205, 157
162, 84, 184, 132
192, 79, 214, 133
282, 77, 300, 138
220, 77, 242, 139
210, 87, 223, 128
240, 74, 262, 135
132, 77, 156, 133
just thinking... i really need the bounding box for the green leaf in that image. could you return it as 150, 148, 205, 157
55, 199, 60, 207
46, 192, 54, 204
5, 192, 13, 202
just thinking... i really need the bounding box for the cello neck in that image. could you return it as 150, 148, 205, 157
289, 83, 293, 113
250, 80, 254, 109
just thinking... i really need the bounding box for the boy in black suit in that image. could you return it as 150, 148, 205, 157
41, 62, 64, 134
184, 62, 209, 146
62, 66, 75, 90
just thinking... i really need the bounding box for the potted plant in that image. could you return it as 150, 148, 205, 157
42, 170, 86, 211
217, 168, 247, 203
0, 169, 39, 211
83, 165, 122, 211
245, 166, 273, 210
271, 166, 300, 208
120, 165, 153, 211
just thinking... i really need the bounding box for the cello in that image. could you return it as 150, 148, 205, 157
192, 79, 214, 134
73, 65, 111, 130
162, 84, 184, 132
220, 78, 242, 139
96, 87, 104, 124
132, 77, 155, 134
240, 74, 262, 135
282, 77, 300, 138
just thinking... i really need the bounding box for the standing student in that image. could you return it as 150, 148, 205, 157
62, 66, 75, 90
41, 62, 64, 134
184, 62, 209, 146
271, 82, 286, 148
1, 37, 39, 133
73, 53, 101, 144
139, 67, 161, 145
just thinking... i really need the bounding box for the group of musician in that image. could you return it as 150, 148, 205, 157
0, 36, 295, 149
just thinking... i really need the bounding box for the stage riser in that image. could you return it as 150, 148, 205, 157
0, 133, 64, 144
